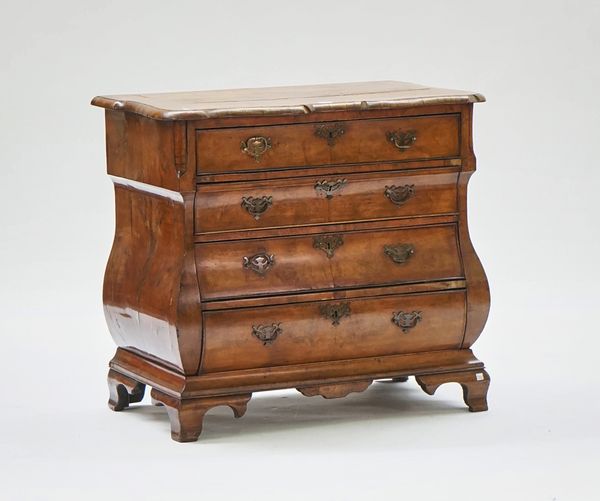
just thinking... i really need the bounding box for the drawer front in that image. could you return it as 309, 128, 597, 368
195, 224, 462, 300
202, 290, 466, 372
195, 169, 458, 234
196, 114, 460, 173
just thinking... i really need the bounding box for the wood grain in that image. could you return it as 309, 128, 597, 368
297, 380, 373, 399
150, 389, 252, 442
195, 168, 459, 234
195, 223, 463, 300
109, 347, 485, 398
103, 114, 202, 375
457, 105, 491, 348
201, 279, 466, 311
196, 114, 460, 173
194, 214, 458, 244
197, 158, 461, 184
105, 111, 180, 191
95, 82, 490, 441
107, 369, 146, 411
415, 369, 490, 412
202, 290, 466, 372
92, 80, 484, 120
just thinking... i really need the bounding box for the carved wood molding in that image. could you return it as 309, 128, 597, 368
150, 388, 252, 442
297, 380, 372, 399
107, 369, 146, 411
415, 369, 490, 412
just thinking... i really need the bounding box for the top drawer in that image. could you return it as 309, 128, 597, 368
196, 114, 460, 173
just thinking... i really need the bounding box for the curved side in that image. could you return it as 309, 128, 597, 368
103, 181, 202, 375
458, 104, 490, 348
176, 191, 204, 375
103, 181, 184, 370
102, 112, 202, 375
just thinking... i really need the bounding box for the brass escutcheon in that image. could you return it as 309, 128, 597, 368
387, 130, 417, 151
314, 123, 346, 146
313, 234, 343, 258
243, 252, 275, 275
252, 323, 282, 345
241, 136, 272, 162
241, 195, 273, 220
384, 184, 415, 206
384, 244, 415, 264
319, 302, 351, 326
391, 311, 422, 333
314, 179, 348, 198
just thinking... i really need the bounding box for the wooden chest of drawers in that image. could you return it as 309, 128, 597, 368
92, 81, 491, 442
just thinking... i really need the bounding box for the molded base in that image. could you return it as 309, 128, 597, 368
107, 348, 490, 442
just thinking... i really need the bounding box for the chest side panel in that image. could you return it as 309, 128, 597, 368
105, 110, 181, 191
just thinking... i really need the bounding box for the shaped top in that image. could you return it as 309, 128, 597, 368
91, 80, 484, 121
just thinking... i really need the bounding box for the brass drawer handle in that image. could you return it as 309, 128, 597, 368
241, 196, 273, 220
314, 123, 346, 146
252, 323, 282, 345
240, 136, 272, 162
392, 311, 422, 332
314, 178, 348, 198
243, 252, 275, 275
319, 302, 351, 326
387, 130, 417, 151
313, 234, 343, 258
385, 184, 415, 206
384, 244, 415, 264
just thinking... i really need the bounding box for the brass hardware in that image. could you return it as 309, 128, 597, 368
314, 179, 348, 198
314, 123, 346, 146
384, 244, 415, 264
252, 323, 282, 345
240, 136, 272, 162
243, 252, 275, 275
319, 302, 351, 326
392, 311, 422, 332
384, 184, 415, 206
313, 234, 343, 258
387, 130, 417, 151
241, 196, 273, 220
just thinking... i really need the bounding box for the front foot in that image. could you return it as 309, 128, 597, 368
415, 369, 490, 412
107, 369, 146, 411
150, 389, 252, 443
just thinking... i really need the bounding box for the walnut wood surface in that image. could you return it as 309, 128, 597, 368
110, 347, 484, 399
202, 290, 466, 372
106, 348, 486, 441
196, 158, 461, 183
103, 115, 201, 375
196, 114, 459, 173
92, 80, 484, 120
95, 82, 490, 441
457, 105, 491, 348
107, 369, 146, 411
415, 369, 490, 412
202, 279, 466, 311
105, 111, 181, 190
150, 389, 252, 442
103, 184, 189, 371
195, 223, 462, 301
194, 214, 458, 244
195, 168, 458, 234
297, 380, 373, 399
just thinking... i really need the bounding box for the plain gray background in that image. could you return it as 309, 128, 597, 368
1, 0, 599, 499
